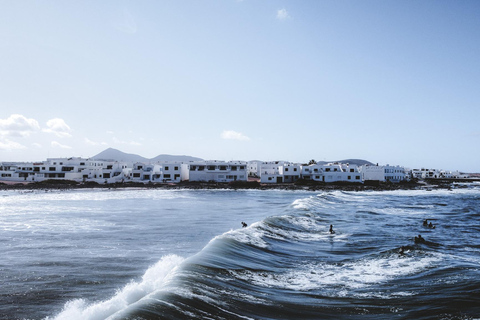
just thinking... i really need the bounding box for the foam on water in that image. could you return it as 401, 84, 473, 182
231, 251, 443, 297
46, 254, 184, 320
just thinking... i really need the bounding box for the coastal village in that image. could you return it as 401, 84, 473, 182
0, 150, 472, 186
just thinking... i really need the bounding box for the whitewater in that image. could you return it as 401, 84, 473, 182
1, 185, 479, 319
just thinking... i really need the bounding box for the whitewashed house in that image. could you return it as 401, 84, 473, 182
411, 168, 467, 180
130, 163, 163, 183
281, 163, 302, 183
307, 163, 363, 183
259, 161, 285, 183
247, 160, 262, 178
362, 164, 406, 182
159, 162, 183, 182
183, 161, 247, 182
0, 158, 130, 183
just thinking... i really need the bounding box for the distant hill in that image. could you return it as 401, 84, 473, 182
92, 148, 203, 163
316, 159, 375, 166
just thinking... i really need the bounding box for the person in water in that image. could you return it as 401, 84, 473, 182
428, 221, 435, 229
423, 219, 428, 226
414, 234, 426, 244
329, 224, 335, 234
241, 222, 247, 228
399, 246, 405, 255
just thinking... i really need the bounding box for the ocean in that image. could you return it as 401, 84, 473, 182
1, 185, 479, 320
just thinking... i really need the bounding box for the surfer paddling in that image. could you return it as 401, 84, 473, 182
329, 224, 335, 234
414, 234, 426, 244
241, 221, 247, 228
423, 219, 436, 229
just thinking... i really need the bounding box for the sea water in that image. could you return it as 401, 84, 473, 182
1, 185, 479, 319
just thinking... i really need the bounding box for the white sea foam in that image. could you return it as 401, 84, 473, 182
46, 254, 184, 320
231, 252, 443, 298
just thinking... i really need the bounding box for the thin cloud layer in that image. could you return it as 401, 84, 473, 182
276, 8, 290, 21
0, 114, 40, 137
0, 139, 26, 150
221, 130, 250, 141
43, 118, 72, 138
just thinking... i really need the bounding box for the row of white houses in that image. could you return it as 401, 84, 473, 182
0, 157, 469, 185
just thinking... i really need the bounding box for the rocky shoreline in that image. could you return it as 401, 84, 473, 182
0, 178, 468, 192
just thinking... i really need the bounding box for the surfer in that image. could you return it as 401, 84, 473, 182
423, 219, 428, 226
329, 224, 335, 234
414, 234, 426, 244
241, 221, 247, 228
428, 222, 435, 229
399, 246, 405, 255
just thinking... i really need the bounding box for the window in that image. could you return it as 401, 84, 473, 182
285, 168, 289, 172
164, 174, 171, 178
49, 167, 55, 171
174, 166, 178, 170
348, 176, 351, 180
219, 166, 227, 170
133, 173, 140, 178
165, 166, 169, 170
294, 168, 297, 171
356, 176, 360, 180
350, 169, 354, 172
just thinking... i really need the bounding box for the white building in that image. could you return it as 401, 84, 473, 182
0, 158, 130, 184
362, 164, 406, 182
247, 160, 262, 177
259, 161, 285, 183
306, 163, 363, 183
281, 163, 301, 183
411, 168, 467, 180
183, 160, 248, 182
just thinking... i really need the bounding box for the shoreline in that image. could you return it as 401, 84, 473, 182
0, 179, 473, 192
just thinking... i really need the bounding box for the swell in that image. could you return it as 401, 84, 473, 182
47, 187, 480, 320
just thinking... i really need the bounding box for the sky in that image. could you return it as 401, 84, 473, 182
1, 1, 479, 172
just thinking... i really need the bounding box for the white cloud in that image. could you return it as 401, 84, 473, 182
51, 141, 72, 149
32, 143, 42, 148
221, 130, 250, 141
0, 114, 40, 137
276, 8, 290, 21
43, 118, 72, 138
0, 138, 26, 150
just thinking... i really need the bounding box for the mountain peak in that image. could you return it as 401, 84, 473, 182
91, 148, 203, 163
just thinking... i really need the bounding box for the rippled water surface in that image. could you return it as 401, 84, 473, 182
1, 185, 479, 319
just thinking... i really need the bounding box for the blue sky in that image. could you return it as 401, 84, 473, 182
1, 1, 479, 172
